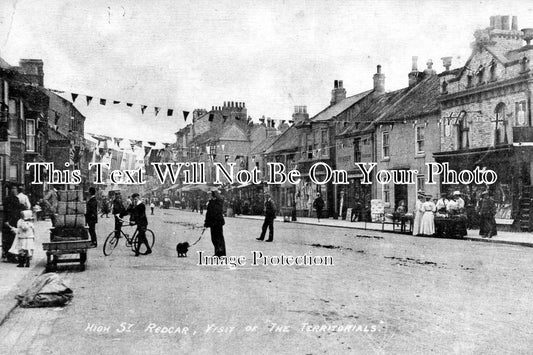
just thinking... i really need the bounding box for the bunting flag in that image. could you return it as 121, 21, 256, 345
167, 109, 174, 117
113, 100, 120, 104
183, 111, 189, 121
100, 98, 106, 105
86, 96, 93, 106
154, 107, 160, 116
208, 113, 214, 122
126, 103, 133, 107
141, 105, 147, 114
71, 93, 78, 102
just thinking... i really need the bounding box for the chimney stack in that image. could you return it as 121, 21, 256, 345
18, 59, 44, 86
408, 56, 421, 87
522, 28, 533, 45
330, 79, 346, 105
423, 59, 436, 76
373, 65, 385, 95
292, 105, 309, 123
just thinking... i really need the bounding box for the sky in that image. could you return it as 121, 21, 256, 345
1, 0, 533, 143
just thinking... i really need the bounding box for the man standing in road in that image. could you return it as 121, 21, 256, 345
479, 190, 497, 238
86, 187, 98, 247
130, 193, 152, 256
313, 192, 325, 222
204, 190, 226, 257
257, 192, 276, 242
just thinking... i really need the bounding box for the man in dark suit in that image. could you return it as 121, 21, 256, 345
86, 187, 98, 247
204, 191, 226, 257
257, 192, 276, 242
130, 193, 151, 256
112, 192, 127, 239
313, 192, 325, 222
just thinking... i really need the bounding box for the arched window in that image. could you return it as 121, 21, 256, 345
494, 103, 508, 145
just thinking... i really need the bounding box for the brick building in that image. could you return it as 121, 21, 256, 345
434, 15, 533, 229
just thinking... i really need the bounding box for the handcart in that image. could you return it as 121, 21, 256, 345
43, 239, 92, 272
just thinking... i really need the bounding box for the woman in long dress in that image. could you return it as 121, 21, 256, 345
420, 195, 436, 236
412, 193, 425, 236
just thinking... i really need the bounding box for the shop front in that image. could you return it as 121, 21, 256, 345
433, 145, 532, 228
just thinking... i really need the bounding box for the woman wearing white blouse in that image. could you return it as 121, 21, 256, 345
412, 193, 425, 236
420, 195, 436, 236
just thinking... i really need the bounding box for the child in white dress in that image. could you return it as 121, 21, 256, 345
8, 210, 35, 267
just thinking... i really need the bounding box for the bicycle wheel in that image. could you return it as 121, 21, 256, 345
103, 231, 119, 256
132, 229, 155, 255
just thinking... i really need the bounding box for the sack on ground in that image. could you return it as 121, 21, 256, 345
16, 273, 73, 308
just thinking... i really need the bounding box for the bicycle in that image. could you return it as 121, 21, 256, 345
103, 223, 155, 256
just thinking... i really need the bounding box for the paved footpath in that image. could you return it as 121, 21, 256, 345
0, 220, 51, 327
236, 214, 533, 247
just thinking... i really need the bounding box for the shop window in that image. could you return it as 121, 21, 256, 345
382, 131, 390, 159
494, 103, 508, 145
416, 126, 425, 153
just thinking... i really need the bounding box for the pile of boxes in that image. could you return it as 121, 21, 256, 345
50, 190, 88, 242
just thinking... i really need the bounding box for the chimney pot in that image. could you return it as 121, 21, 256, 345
411, 56, 418, 71
512, 16, 518, 31
339, 80, 343, 88
522, 28, 533, 45
441, 56, 453, 71
377, 64, 381, 74
502, 16, 510, 30
334, 80, 338, 88
490, 16, 495, 28
494, 15, 502, 30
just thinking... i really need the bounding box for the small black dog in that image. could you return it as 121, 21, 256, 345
176, 242, 190, 257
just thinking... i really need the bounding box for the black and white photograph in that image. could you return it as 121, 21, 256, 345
1, 0, 533, 353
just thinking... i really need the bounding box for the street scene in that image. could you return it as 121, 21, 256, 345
2, 1, 533, 354
1, 209, 533, 354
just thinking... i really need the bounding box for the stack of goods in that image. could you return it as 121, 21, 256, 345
50, 190, 88, 242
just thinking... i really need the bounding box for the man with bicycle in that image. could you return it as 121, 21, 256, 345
130, 193, 152, 256
113, 192, 127, 239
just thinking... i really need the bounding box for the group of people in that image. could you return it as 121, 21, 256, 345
411, 190, 497, 238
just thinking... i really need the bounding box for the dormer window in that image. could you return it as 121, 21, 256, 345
466, 74, 473, 88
